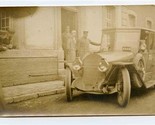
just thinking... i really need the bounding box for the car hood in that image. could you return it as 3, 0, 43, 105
97, 51, 134, 63
73, 51, 134, 91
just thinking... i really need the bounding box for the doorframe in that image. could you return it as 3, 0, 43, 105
62, 7, 78, 13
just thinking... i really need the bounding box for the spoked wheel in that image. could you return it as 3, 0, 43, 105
65, 67, 73, 102
117, 67, 131, 107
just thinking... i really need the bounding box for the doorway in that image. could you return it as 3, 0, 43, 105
61, 8, 78, 34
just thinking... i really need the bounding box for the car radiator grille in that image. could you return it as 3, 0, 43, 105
81, 53, 105, 90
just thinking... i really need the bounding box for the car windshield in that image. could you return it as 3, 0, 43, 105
140, 29, 155, 51
100, 32, 114, 52
99, 28, 155, 53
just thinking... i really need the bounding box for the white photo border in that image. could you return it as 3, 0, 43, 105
0, 0, 155, 125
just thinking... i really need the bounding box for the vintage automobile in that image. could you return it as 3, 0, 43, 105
65, 27, 155, 107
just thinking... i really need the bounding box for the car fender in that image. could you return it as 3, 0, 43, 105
133, 53, 146, 69
65, 62, 82, 79
129, 53, 146, 88
104, 62, 144, 88
103, 63, 132, 85
65, 62, 74, 79
65, 62, 72, 71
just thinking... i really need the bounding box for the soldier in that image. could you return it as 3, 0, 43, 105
66, 30, 77, 63
77, 31, 100, 59
62, 26, 71, 60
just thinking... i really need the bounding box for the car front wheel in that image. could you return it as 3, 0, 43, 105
65, 67, 73, 102
117, 67, 131, 107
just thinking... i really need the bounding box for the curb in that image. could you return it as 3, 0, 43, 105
5, 87, 65, 104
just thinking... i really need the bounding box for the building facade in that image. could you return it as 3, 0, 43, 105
0, 6, 155, 87
0, 7, 63, 87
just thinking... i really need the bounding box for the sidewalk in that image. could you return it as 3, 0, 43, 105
2, 80, 65, 104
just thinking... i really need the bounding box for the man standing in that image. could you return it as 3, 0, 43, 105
77, 31, 100, 59
66, 30, 77, 63
62, 26, 71, 60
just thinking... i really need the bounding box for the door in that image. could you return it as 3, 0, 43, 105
61, 8, 78, 34
148, 32, 155, 75
140, 30, 154, 71
143, 31, 155, 81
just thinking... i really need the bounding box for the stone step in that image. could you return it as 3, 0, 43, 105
2, 80, 65, 104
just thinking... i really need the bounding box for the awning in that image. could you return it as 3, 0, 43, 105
0, 7, 38, 18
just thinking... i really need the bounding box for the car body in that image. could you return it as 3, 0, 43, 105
65, 28, 155, 107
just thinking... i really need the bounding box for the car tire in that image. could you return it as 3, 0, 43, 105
117, 67, 131, 107
65, 67, 73, 102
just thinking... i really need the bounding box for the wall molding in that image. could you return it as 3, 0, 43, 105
0, 49, 57, 58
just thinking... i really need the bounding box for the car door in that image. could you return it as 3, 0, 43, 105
144, 31, 155, 81
139, 30, 155, 82
148, 32, 155, 74
140, 30, 150, 72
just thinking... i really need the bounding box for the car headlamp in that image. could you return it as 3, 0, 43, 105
73, 57, 82, 71
98, 58, 109, 72
73, 64, 81, 70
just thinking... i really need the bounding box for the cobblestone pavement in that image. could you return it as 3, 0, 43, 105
2, 87, 155, 116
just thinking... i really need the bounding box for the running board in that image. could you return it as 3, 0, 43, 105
144, 80, 155, 88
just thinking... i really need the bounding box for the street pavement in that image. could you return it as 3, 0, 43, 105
3, 81, 64, 104
2, 87, 155, 116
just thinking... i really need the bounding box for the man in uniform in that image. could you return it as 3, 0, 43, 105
77, 31, 100, 59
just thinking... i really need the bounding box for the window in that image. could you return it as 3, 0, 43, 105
0, 11, 15, 51
127, 9, 137, 27
149, 33, 154, 50
146, 20, 152, 29
128, 14, 136, 27
145, 17, 153, 29
0, 11, 13, 31
105, 7, 115, 28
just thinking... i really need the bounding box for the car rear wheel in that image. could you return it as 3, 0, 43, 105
117, 67, 131, 107
65, 67, 73, 102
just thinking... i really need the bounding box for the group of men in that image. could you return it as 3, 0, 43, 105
62, 26, 100, 63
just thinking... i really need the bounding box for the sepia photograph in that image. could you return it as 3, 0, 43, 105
0, 5, 155, 116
